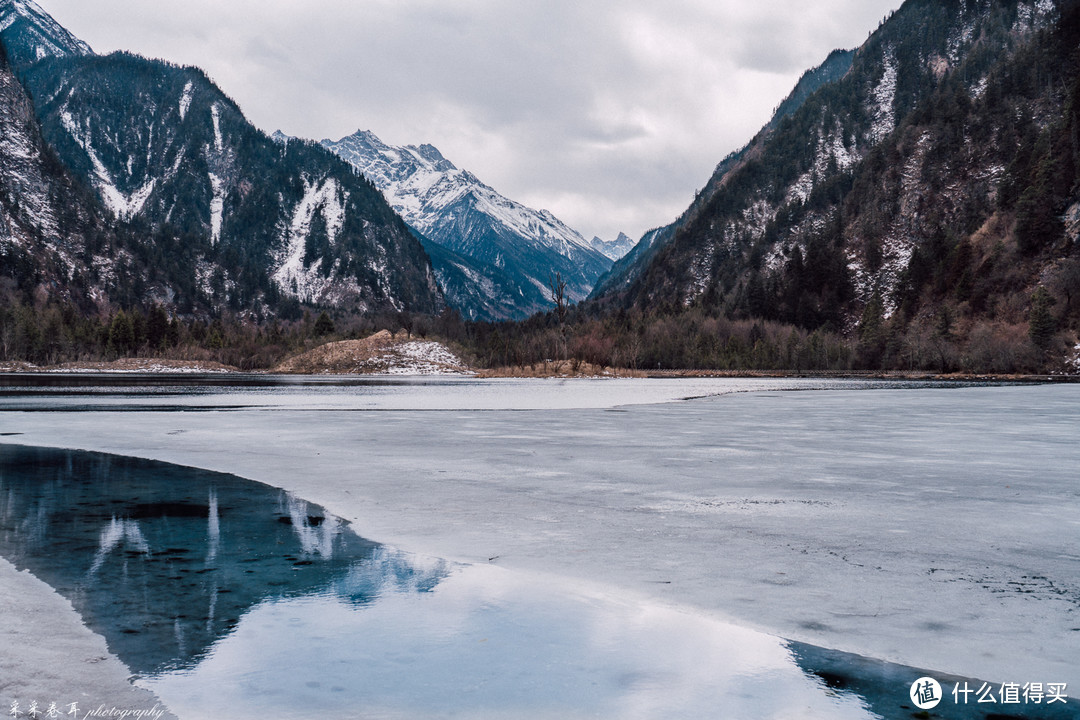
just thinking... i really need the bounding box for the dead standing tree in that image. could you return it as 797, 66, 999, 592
548, 271, 569, 324
548, 271, 570, 364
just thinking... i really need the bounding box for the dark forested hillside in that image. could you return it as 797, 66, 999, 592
4, 0, 1079, 374
591, 0, 1080, 372
1, 0, 444, 321
589, 48, 858, 300
1, 36, 151, 314
17, 53, 443, 317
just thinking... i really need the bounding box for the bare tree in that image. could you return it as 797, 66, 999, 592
548, 271, 569, 324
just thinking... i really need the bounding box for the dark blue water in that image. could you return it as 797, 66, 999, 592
0, 445, 445, 675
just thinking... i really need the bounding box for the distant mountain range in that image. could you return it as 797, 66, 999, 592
0, 0, 625, 323
314, 129, 620, 320
589, 232, 635, 261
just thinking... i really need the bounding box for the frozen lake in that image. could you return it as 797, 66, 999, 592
0, 375, 1077, 718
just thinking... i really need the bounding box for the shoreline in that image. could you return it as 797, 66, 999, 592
0, 358, 1076, 384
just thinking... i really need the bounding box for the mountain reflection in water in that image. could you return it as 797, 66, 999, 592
0, 445, 447, 675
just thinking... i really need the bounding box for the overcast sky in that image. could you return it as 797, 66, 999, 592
43, 0, 904, 243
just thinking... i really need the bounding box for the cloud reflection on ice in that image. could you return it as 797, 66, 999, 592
143, 561, 874, 720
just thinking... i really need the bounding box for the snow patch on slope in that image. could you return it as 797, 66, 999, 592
208, 172, 225, 245
210, 103, 223, 153
272, 178, 350, 302
868, 51, 898, 145
785, 126, 859, 206
179, 81, 193, 121
60, 109, 154, 221
375, 341, 469, 375
1015, 0, 1057, 31
0, 71, 59, 238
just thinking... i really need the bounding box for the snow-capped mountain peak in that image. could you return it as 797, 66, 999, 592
0, 0, 92, 67
322, 129, 600, 259
590, 232, 635, 261
312, 128, 614, 319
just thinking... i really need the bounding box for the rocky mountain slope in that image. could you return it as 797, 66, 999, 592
1, 0, 443, 318
0, 33, 158, 315
319, 129, 613, 320
592, 0, 1079, 370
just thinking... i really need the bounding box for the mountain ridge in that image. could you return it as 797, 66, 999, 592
588, 46, 859, 301
0, 0, 90, 69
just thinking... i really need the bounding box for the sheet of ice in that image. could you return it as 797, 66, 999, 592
1, 380, 1077, 694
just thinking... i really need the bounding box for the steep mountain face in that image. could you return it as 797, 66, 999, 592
594, 0, 1079, 369
3, 4, 443, 318
412, 231, 529, 323
0, 35, 158, 314
320, 129, 613, 320
0, 0, 90, 69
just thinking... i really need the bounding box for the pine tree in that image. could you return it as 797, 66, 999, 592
313, 311, 335, 336
1028, 286, 1057, 349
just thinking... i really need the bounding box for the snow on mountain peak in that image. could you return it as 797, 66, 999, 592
589, 232, 636, 261
322, 128, 595, 257
0, 0, 93, 62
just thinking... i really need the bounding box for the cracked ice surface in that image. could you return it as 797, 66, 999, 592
1, 379, 1077, 696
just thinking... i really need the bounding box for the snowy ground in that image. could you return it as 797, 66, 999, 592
0, 378, 1077, 714
372, 339, 470, 375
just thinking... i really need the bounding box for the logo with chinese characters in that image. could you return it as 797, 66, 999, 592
910, 677, 943, 710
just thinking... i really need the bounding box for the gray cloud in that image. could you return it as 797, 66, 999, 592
44, 0, 903, 242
